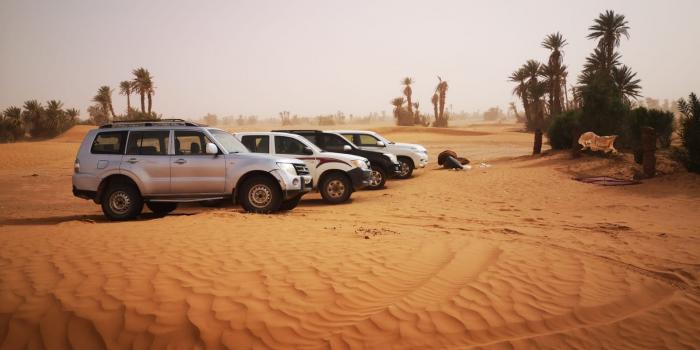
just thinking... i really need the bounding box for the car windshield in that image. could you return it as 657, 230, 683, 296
208, 129, 249, 153
374, 133, 393, 144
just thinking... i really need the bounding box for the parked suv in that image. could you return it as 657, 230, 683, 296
333, 130, 429, 179
234, 132, 372, 203
72, 120, 312, 220
274, 130, 401, 189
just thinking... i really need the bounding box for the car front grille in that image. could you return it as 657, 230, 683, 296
293, 163, 310, 175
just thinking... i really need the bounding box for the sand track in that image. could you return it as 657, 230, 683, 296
1, 123, 699, 349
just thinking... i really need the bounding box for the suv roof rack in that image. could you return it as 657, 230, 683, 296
99, 119, 203, 128
272, 129, 322, 133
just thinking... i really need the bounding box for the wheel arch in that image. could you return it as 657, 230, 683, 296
318, 169, 352, 191
233, 171, 282, 204
96, 174, 141, 204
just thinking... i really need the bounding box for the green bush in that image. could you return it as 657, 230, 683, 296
546, 110, 582, 149
678, 93, 700, 173
623, 107, 675, 149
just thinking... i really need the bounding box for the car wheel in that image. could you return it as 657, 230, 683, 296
101, 183, 143, 221
146, 202, 178, 216
367, 165, 387, 190
239, 176, 282, 213
279, 194, 302, 211
396, 157, 414, 179
320, 173, 352, 204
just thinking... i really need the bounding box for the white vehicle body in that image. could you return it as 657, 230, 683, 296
234, 132, 373, 203
333, 130, 429, 178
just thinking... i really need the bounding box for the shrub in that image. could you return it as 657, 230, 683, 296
623, 107, 675, 150
678, 93, 700, 172
546, 110, 582, 150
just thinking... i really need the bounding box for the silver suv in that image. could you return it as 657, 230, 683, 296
72, 119, 312, 220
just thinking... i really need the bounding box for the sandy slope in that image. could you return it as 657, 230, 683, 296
1, 123, 699, 349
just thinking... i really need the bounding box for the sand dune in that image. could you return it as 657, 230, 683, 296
1, 123, 699, 349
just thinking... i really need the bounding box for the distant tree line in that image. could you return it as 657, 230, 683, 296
390, 77, 447, 127
89, 67, 160, 125
0, 100, 80, 142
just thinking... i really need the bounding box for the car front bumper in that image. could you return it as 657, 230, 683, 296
271, 170, 313, 200
348, 167, 372, 190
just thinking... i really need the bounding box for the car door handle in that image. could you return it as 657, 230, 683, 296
174, 159, 187, 164
126, 158, 138, 164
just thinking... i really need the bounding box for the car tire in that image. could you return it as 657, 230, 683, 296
101, 182, 143, 221
238, 176, 282, 213
320, 173, 352, 204
396, 157, 414, 179
146, 202, 178, 216
279, 194, 302, 211
367, 165, 387, 190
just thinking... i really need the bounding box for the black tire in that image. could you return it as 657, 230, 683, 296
146, 202, 178, 216
279, 194, 302, 211
396, 157, 414, 179
319, 173, 352, 203
101, 182, 143, 221
238, 176, 282, 213
367, 165, 387, 190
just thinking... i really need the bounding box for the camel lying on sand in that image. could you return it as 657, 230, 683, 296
578, 131, 619, 154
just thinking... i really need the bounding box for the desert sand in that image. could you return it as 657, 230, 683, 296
1, 123, 699, 349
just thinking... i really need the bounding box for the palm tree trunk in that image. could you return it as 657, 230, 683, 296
140, 93, 145, 113
433, 104, 438, 125
109, 103, 116, 119
438, 94, 446, 126
126, 94, 131, 112
147, 93, 152, 115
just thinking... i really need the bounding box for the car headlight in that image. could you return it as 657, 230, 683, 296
277, 162, 297, 176
351, 159, 368, 169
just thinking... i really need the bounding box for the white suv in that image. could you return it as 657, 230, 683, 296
334, 130, 429, 178
72, 120, 312, 220
234, 132, 372, 204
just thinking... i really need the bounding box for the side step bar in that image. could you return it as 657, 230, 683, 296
147, 197, 224, 203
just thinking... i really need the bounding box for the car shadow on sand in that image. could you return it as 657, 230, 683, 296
0, 212, 197, 226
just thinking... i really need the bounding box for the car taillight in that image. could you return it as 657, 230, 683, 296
74, 159, 80, 173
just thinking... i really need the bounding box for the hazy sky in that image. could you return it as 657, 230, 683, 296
1, 0, 698, 119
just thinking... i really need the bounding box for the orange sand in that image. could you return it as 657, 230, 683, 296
1, 124, 699, 349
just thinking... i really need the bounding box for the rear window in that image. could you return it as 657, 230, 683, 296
91, 131, 127, 154
240, 135, 270, 153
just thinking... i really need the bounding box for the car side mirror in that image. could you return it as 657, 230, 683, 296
205, 142, 218, 155
343, 145, 352, 152
376, 141, 386, 147
303, 147, 314, 155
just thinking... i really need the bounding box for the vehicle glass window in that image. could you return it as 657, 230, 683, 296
174, 131, 212, 155
275, 136, 308, 155
358, 134, 381, 147
91, 131, 127, 154
126, 131, 169, 155
301, 134, 317, 145
209, 129, 248, 153
341, 134, 353, 142
240, 135, 270, 153
322, 134, 350, 152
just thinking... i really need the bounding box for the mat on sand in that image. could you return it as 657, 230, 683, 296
574, 176, 641, 186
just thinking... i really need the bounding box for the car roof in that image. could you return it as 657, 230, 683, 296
330, 130, 376, 135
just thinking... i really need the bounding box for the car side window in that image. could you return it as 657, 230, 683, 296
341, 134, 353, 143
275, 136, 307, 155
322, 134, 348, 152
174, 131, 212, 155
126, 131, 169, 155
358, 134, 380, 147
240, 135, 270, 153
91, 131, 127, 154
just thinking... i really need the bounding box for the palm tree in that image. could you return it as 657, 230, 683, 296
413, 101, 421, 125
132, 67, 154, 114
431, 93, 439, 126
435, 77, 448, 127
65, 108, 80, 124
4, 106, 21, 121
587, 10, 629, 72
119, 80, 134, 112
509, 68, 530, 125
402, 77, 414, 118
612, 65, 641, 104
45, 100, 65, 135
541, 32, 567, 117
2, 106, 24, 140
22, 100, 43, 137
391, 97, 406, 125
93, 86, 116, 119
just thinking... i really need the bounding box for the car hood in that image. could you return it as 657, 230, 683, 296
227, 152, 304, 165
318, 152, 367, 162
391, 142, 427, 152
